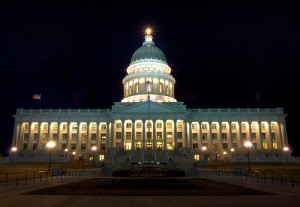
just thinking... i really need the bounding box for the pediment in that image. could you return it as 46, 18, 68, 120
111, 101, 187, 114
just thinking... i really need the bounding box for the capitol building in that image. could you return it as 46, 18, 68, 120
10, 28, 289, 166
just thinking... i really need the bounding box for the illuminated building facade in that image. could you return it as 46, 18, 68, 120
10, 29, 289, 163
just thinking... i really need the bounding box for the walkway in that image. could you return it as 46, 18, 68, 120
0, 173, 300, 207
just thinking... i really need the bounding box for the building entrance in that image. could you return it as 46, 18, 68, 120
146, 143, 152, 150
136, 143, 142, 150
157, 143, 162, 150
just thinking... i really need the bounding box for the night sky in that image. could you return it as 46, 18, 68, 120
1, 1, 299, 156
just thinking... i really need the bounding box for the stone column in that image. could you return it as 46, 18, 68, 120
96, 123, 100, 149
208, 122, 213, 149
198, 122, 202, 149
238, 122, 243, 149
282, 121, 289, 147
111, 121, 115, 148
86, 122, 90, 150
67, 122, 71, 150
132, 120, 135, 150
37, 122, 42, 150
47, 122, 51, 144
267, 121, 272, 149
17, 123, 23, 150
57, 122, 61, 149
173, 120, 177, 150
121, 120, 125, 149
249, 122, 252, 142
218, 122, 222, 151
105, 122, 110, 152
163, 120, 167, 150
228, 122, 232, 150
27, 122, 33, 150
277, 122, 283, 149
184, 121, 188, 148
257, 122, 262, 149
153, 120, 156, 150
76, 122, 80, 150
189, 121, 193, 150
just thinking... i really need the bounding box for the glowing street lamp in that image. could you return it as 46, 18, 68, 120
223, 151, 227, 162
244, 141, 253, 171
72, 151, 76, 162
283, 147, 290, 162
64, 148, 69, 162
11, 147, 17, 162
230, 148, 235, 162
47, 141, 56, 171
91, 146, 97, 163
201, 146, 207, 167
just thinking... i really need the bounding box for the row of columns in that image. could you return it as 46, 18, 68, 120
124, 79, 174, 98
12, 120, 288, 152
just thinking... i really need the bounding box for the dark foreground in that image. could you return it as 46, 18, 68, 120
27, 177, 272, 196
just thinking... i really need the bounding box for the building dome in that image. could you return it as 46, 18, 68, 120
122, 28, 176, 103
130, 41, 167, 64
130, 33, 167, 65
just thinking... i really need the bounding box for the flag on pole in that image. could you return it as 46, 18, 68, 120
33, 94, 41, 100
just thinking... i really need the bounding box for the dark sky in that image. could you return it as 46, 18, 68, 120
1, 1, 299, 156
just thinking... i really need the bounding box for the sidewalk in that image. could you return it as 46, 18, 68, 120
0, 174, 299, 207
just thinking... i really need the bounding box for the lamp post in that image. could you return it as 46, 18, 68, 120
201, 146, 207, 167
47, 141, 56, 171
230, 148, 235, 162
223, 151, 227, 162
244, 141, 252, 172
91, 146, 97, 164
283, 147, 289, 162
11, 147, 17, 162
64, 148, 69, 162
72, 151, 76, 162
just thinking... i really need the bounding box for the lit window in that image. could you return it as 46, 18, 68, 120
126, 132, 131, 139
136, 132, 142, 139
167, 122, 172, 128
101, 124, 107, 130
212, 124, 217, 129
241, 123, 246, 130
91, 124, 97, 131
192, 133, 197, 140
222, 133, 227, 140
126, 123, 132, 128
221, 123, 227, 129
53, 124, 58, 130
157, 122, 162, 128
101, 133, 106, 140
201, 124, 207, 130
192, 123, 198, 130
176, 122, 182, 128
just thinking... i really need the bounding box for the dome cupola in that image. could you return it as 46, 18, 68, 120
121, 28, 176, 103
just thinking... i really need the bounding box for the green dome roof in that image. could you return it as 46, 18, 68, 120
130, 37, 167, 64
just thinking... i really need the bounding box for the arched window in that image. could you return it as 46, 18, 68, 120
129, 85, 132, 95
166, 85, 169, 95
134, 83, 139, 94
159, 83, 164, 94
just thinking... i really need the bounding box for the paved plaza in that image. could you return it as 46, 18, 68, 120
0, 174, 300, 207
